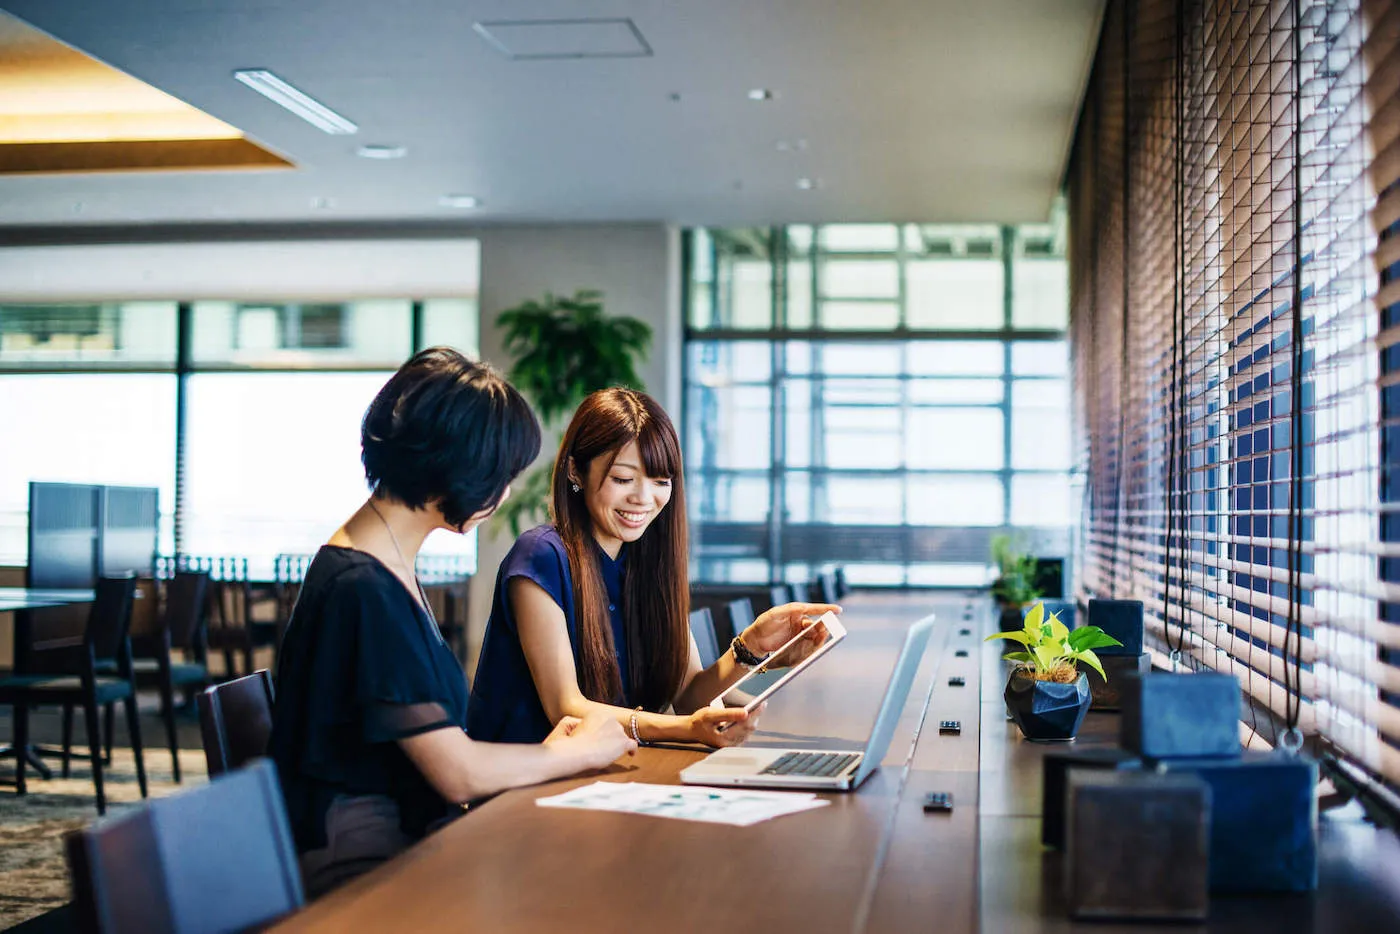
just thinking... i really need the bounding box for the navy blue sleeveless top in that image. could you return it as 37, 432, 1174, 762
468, 525, 631, 743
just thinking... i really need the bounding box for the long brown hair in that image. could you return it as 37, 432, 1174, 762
551, 388, 689, 711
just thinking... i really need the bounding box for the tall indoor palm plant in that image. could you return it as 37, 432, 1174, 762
492, 289, 652, 536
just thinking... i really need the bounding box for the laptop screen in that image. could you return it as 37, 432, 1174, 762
852, 614, 936, 785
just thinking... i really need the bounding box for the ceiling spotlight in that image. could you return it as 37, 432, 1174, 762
356, 144, 407, 160
796, 177, 819, 191
233, 68, 358, 135
747, 88, 773, 101
438, 194, 480, 209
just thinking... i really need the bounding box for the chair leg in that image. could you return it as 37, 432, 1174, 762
123, 693, 149, 800
159, 674, 181, 783
103, 703, 116, 765
61, 704, 74, 778
14, 703, 29, 795
82, 698, 105, 815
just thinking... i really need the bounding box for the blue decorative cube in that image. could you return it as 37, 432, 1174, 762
1120, 672, 1241, 761
1158, 751, 1318, 892
1086, 599, 1144, 656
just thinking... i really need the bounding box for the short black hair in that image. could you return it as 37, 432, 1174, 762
362, 347, 541, 527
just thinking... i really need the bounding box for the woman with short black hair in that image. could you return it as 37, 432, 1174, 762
270, 349, 634, 897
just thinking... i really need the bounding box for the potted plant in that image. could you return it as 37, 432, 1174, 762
989, 534, 1042, 632
491, 289, 653, 537
985, 601, 1122, 742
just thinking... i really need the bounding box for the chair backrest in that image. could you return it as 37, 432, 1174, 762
768, 584, 792, 609
817, 570, 839, 605
86, 576, 137, 664
198, 670, 275, 778
65, 758, 304, 934
688, 607, 720, 668
833, 566, 850, 599
725, 598, 754, 646
127, 577, 162, 641
163, 572, 210, 650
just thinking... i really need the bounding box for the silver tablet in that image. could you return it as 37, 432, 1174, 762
709, 611, 848, 714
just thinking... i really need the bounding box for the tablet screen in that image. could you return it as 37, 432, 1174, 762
709, 611, 848, 714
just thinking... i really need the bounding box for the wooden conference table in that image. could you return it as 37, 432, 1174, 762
271, 591, 985, 934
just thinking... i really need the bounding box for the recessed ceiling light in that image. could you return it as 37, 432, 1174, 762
233, 68, 358, 135
356, 144, 407, 160
747, 88, 774, 101
438, 194, 480, 209
796, 177, 819, 191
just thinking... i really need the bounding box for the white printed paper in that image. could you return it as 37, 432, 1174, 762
535, 782, 830, 826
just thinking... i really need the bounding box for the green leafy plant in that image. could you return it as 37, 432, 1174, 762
989, 534, 1041, 606
984, 601, 1122, 683
492, 289, 653, 537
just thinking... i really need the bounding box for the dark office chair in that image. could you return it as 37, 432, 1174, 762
724, 597, 755, 646
688, 607, 721, 668
197, 669, 275, 778
833, 567, 851, 599
815, 570, 839, 605
72, 572, 211, 784
768, 583, 800, 609
191, 556, 279, 679
0, 576, 148, 814
65, 758, 304, 934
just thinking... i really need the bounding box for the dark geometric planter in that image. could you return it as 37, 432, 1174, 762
1085, 653, 1150, 711
1004, 671, 1092, 742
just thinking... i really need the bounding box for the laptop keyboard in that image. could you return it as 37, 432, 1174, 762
762, 752, 860, 778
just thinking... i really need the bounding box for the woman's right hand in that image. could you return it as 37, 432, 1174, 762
688, 705, 760, 748
545, 711, 637, 770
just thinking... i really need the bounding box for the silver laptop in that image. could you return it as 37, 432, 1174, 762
679, 614, 936, 792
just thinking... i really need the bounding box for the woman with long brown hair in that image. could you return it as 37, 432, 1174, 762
469, 387, 838, 747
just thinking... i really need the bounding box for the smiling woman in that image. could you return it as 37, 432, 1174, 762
468, 387, 841, 749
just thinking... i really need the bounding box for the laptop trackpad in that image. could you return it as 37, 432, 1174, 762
700, 751, 773, 772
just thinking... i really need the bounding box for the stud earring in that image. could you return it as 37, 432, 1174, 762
571, 483, 580, 493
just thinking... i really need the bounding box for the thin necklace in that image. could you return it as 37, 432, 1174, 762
367, 499, 442, 641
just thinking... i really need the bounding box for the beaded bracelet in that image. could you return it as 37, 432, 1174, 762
629, 707, 645, 745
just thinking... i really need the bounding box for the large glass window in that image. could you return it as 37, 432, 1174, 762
685, 223, 1070, 586
0, 281, 480, 577
0, 374, 177, 562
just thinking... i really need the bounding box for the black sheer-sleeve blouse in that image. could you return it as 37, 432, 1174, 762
268, 545, 469, 852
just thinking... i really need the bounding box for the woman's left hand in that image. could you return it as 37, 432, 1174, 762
740, 602, 842, 663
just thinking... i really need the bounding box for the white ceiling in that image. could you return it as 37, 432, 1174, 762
0, 0, 1104, 228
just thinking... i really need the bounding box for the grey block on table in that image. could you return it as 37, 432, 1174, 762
1065, 770, 1211, 921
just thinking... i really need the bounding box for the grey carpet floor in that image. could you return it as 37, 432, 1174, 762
0, 705, 208, 931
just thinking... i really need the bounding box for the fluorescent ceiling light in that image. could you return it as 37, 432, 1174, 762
233, 69, 357, 135
747, 88, 773, 101
438, 194, 480, 208
356, 144, 406, 160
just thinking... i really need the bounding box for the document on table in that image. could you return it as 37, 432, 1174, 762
535, 782, 830, 826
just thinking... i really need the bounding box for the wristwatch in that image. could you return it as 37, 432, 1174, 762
731, 633, 766, 669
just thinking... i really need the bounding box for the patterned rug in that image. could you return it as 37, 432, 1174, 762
0, 747, 207, 930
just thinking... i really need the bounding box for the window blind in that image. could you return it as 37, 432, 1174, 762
1071, 0, 1400, 791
